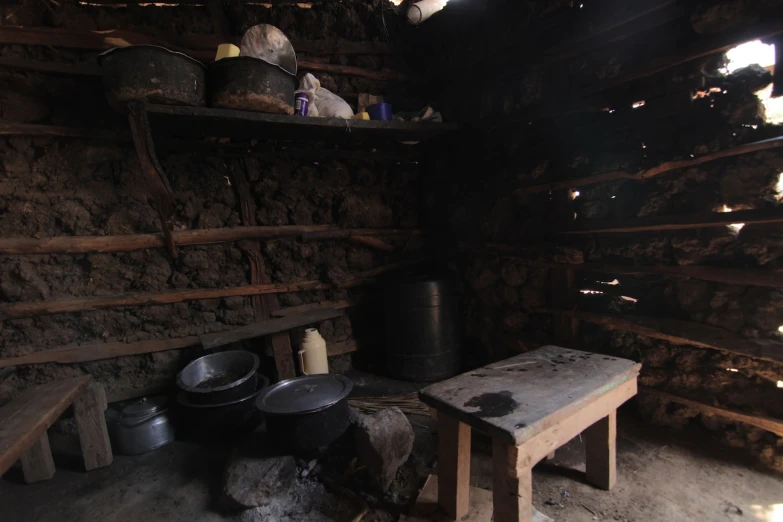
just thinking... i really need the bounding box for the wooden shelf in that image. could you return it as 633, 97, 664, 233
145, 104, 460, 143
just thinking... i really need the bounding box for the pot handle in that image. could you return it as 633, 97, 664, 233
298, 349, 308, 376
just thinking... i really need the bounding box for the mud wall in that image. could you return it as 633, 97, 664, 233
417, 0, 783, 469
0, 1, 419, 402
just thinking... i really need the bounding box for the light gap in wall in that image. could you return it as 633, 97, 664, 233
720, 204, 745, 233
723, 40, 782, 124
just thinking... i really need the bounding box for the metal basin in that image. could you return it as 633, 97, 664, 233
177, 350, 260, 405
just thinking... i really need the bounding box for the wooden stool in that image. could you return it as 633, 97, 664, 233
0, 376, 113, 483
420, 346, 640, 522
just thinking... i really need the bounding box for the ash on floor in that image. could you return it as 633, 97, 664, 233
1, 411, 782, 522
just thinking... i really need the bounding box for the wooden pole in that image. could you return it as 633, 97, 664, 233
641, 387, 783, 436
519, 136, 783, 194
0, 263, 403, 320
533, 308, 783, 364
558, 208, 783, 235
0, 226, 420, 255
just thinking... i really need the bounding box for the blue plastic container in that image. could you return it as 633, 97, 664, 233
367, 102, 392, 121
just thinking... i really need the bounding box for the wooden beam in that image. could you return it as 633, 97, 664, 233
519, 136, 783, 194
558, 208, 783, 235
271, 299, 356, 317
327, 339, 358, 357
0, 122, 130, 141
0, 26, 407, 81
458, 244, 783, 288
0, 226, 420, 255
0, 262, 403, 320
641, 387, 783, 437
533, 308, 783, 364
0, 308, 351, 369
0, 57, 101, 76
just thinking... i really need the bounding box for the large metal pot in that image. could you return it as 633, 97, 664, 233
255, 374, 353, 453
98, 45, 207, 109
106, 396, 174, 455
208, 56, 297, 115
176, 374, 269, 441
177, 350, 260, 405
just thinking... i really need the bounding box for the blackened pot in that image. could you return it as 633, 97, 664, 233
98, 45, 206, 109
208, 56, 297, 115
255, 374, 353, 453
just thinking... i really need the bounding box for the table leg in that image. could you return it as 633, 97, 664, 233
73, 382, 113, 471
20, 432, 56, 483
493, 439, 532, 522
584, 410, 617, 490
438, 412, 471, 519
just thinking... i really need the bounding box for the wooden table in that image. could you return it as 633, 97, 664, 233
419, 345, 641, 522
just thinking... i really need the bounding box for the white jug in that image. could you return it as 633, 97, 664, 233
298, 328, 329, 375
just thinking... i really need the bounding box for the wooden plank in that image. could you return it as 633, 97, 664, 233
0, 376, 91, 476
271, 299, 356, 318
0, 226, 416, 255
641, 387, 783, 437
145, 104, 459, 143
73, 382, 113, 471
327, 340, 358, 357
20, 433, 55, 483
0, 336, 200, 369
535, 309, 783, 364
519, 135, 783, 193
401, 474, 494, 522
558, 208, 783, 235
0, 122, 130, 141
419, 346, 640, 445
437, 413, 471, 520
0, 262, 402, 319
200, 308, 344, 350
584, 412, 617, 490
0, 57, 101, 76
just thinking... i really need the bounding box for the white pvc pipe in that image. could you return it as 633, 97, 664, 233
407, 0, 449, 25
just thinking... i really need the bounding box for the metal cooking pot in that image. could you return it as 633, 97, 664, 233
255, 374, 353, 453
98, 45, 207, 110
208, 56, 297, 115
106, 396, 174, 455
177, 350, 260, 405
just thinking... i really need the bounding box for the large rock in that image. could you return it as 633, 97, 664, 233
355, 407, 414, 491
223, 454, 297, 509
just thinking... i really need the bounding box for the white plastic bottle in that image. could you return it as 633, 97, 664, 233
298, 328, 329, 375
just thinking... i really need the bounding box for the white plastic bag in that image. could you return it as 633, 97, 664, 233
299, 73, 354, 119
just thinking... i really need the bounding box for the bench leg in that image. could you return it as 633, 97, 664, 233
438, 413, 471, 520
493, 439, 532, 522
73, 382, 113, 471
584, 410, 617, 490
20, 432, 56, 483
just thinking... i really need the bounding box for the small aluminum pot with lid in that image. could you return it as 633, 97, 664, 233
106, 396, 175, 455
255, 374, 353, 453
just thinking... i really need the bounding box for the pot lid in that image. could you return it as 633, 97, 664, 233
239, 24, 297, 75
122, 396, 167, 416
255, 375, 353, 415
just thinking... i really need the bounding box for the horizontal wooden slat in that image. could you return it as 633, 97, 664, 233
459, 243, 783, 288
519, 135, 783, 194
641, 387, 783, 436
0, 26, 407, 81
533, 308, 783, 364
558, 208, 783, 234
0, 122, 130, 141
0, 262, 404, 320
0, 226, 419, 255
327, 339, 358, 357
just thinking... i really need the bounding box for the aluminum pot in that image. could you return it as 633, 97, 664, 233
106, 396, 174, 455
255, 374, 353, 453
208, 56, 297, 115
98, 45, 207, 109
176, 374, 269, 442
177, 350, 260, 405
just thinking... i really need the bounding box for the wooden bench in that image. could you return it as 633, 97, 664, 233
0, 376, 113, 483
419, 345, 641, 522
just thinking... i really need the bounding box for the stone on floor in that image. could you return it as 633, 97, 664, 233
355, 407, 415, 491
224, 454, 296, 509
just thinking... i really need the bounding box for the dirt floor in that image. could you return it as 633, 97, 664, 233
1, 411, 781, 522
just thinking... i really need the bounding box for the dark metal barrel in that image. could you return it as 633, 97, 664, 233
384, 274, 459, 382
